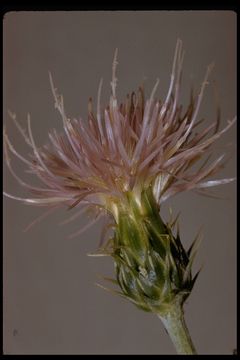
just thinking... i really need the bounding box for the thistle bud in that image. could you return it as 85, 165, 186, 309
112, 186, 199, 315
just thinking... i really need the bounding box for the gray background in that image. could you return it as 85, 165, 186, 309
3, 11, 236, 355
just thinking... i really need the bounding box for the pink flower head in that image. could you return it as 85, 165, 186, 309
4, 40, 236, 237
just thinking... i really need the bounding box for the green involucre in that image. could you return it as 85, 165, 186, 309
111, 187, 199, 315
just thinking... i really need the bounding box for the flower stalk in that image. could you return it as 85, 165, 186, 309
158, 302, 197, 354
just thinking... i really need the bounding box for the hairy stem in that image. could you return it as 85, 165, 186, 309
158, 304, 197, 354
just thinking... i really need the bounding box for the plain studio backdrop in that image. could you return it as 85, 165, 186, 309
3, 11, 236, 355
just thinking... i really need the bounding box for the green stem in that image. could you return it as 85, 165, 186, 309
157, 304, 197, 355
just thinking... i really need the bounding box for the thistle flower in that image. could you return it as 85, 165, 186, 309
4, 40, 235, 354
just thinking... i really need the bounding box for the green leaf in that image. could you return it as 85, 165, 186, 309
189, 268, 202, 291
136, 275, 161, 300
187, 228, 203, 257
144, 218, 168, 257
118, 214, 148, 263
147, 250, 166, 288
141, 187, 164, 226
